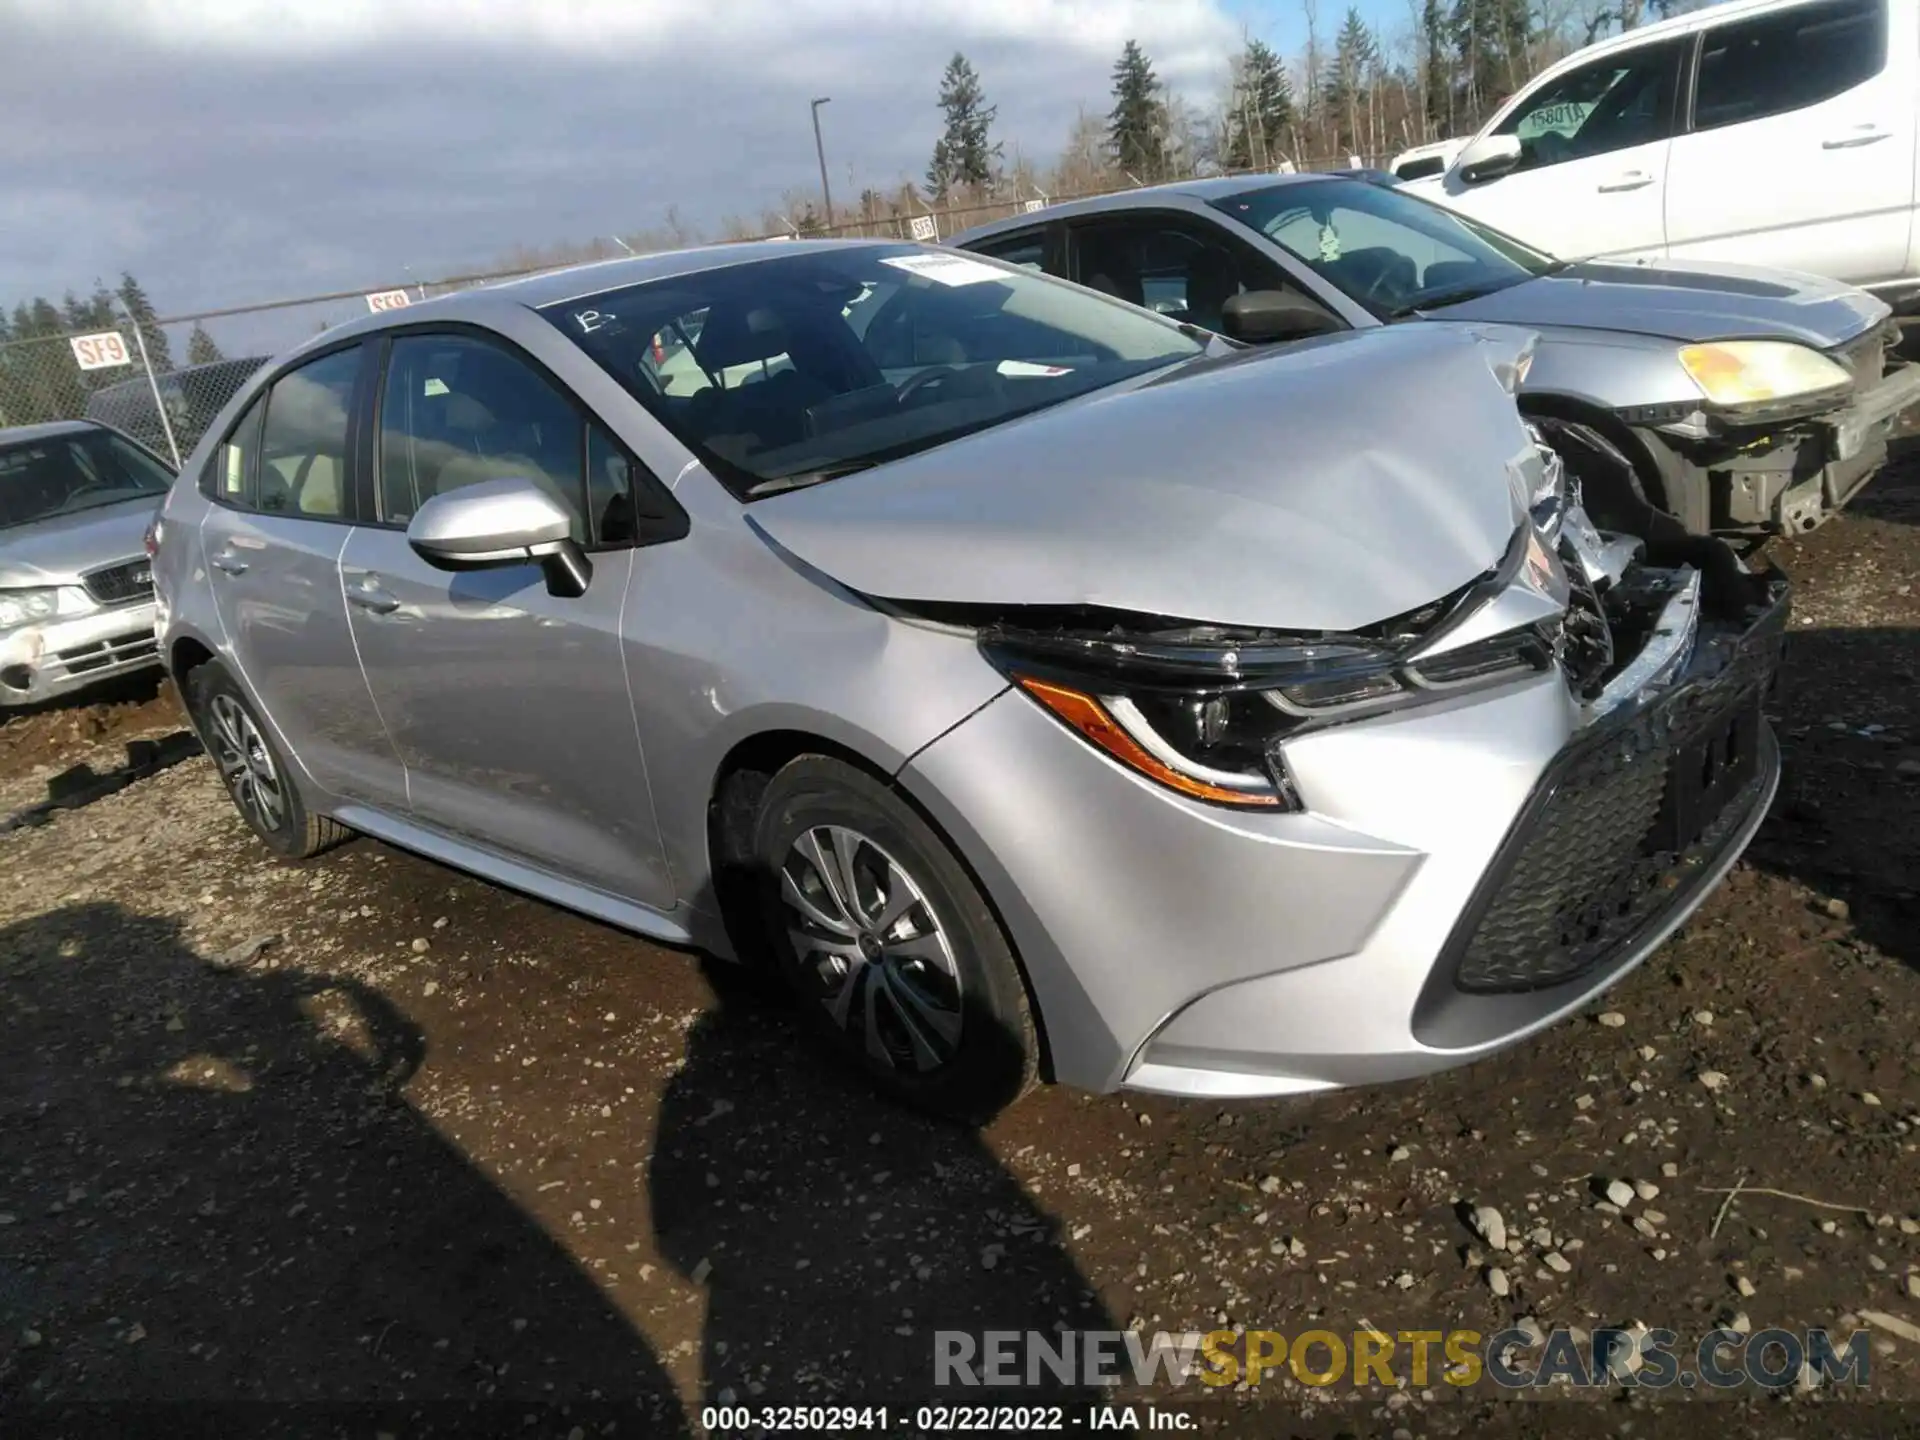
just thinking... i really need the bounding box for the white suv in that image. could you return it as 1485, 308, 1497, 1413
1404, 0, 1920, 306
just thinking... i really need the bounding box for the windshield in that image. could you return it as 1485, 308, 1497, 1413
0, 428, 173, 531
1210, 178, 1557, 318
543, 245, 1205, 497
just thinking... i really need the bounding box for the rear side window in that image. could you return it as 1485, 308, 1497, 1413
1692, 0, 1885, 131
255, 348, 362, 519
968, 229, 1048, 272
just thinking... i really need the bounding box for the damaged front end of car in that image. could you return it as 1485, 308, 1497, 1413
898, 423, 1787, 1012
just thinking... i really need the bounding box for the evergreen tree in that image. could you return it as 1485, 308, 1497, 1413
1225, 39, 1294, 169
1450, 0, 1531, 124
1322, 9, 1378, 152
115, 272, 172, 370
187, 323, 224, 366
1422, 0, 1451, 131
1107, 40, 1167, 179
926, 53, 1002, 197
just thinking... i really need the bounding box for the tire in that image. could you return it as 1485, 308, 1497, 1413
752, 755, 1038, 1123
186, 663, 348, 861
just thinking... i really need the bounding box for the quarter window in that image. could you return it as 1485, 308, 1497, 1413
1494, 41, 1685, 171
377, 334, 589, 541
202, 397, 265, 507
1693, 0, 1885, 131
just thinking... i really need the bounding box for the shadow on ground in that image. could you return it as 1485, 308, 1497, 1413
649, 960, 1118, 1411
0, 903, 688, 1433
1749, 624, 1920, 974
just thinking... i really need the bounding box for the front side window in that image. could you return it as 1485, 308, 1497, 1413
1212, 178, 1554, 316
377, 334, 590, 542
546, 246, 1204, 498
255, 347, 361, 519
1693, 0, 1885, 131
968, 229, 1048, 271
0, 427, 174, 531
1494, 41, 1684, 171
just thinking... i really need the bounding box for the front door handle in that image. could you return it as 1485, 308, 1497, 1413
210, 551, 248, 576
344, 578, 400, 615
1597, 170, 1654, 193
1823, 127, 1891, 149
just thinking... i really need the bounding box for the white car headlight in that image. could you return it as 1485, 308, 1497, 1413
0, 586, 93, 633
1678, 340, 1851, 408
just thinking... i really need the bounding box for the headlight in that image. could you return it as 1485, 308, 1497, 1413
983, 532, 1557, 811
0, 586, 93, 633
1678, 341, 1850, 408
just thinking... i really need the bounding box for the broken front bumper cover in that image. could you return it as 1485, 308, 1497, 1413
1121, 576, 1788, 1099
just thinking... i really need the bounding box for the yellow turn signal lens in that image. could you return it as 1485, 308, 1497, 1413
1017, 676, 1284, 807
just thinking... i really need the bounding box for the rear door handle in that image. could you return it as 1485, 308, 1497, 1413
210, 550, 248, 576
1823, 127, 1891, 149
344, 578, 400, 615
1597, 170, 1654, 193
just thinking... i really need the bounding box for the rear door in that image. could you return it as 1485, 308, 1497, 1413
1433, 38, 1688, 261
338, 328, 676, 909
199, 343, 405, 803
1664, 0, 1913, 284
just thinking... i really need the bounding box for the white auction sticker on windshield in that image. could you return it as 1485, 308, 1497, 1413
996, 359, 1074, 377
880, 254, 1006, 287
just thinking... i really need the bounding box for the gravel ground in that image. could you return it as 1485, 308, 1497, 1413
2, 456, 1918, 1437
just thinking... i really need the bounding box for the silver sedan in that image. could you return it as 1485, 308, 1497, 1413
152, 241, 1785, 1119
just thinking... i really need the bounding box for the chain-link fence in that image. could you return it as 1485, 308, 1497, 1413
1, 159, 1398, 468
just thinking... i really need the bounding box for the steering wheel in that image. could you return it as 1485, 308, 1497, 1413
896, 365, 962, 404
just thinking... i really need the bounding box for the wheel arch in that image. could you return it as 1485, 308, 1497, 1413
1518, 391, 1704, 532
703, 724, 1061, 1084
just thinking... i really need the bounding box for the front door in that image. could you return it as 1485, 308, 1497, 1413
340, 330, 673, 910
1431, 37, 1689, 263
199, 343, 405, 804
1665, 0, 1915, 285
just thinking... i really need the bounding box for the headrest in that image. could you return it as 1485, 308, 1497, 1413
694, 304, 793, 370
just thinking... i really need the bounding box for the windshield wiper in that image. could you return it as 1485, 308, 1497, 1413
1384, 278, 1523, 318
744, 459, 879, 498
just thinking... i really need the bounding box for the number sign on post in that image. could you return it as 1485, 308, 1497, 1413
69, 332, 132, 371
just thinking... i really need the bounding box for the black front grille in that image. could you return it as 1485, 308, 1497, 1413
82, 558, 154, 607
1444, 600, 1786, 995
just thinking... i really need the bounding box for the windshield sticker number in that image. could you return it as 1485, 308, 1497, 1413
1318, 224, 1343, 263
880, 254, 1006, 287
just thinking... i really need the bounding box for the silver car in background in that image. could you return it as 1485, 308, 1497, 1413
1, 420, 169, 708
953, 174, 1920, 542
153, 241, 1786, 1120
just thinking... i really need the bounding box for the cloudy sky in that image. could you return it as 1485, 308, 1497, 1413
2, 0, 1367, 350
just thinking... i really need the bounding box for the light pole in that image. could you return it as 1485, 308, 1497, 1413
810, 97, 835, 229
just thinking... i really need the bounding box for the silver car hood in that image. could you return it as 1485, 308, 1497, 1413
1425, 259, 1889, 348
751, 325, 1537, 633
0, 497, 156, 587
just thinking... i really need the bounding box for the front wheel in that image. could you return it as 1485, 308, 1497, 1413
186, 662, 347, 861
752, 756, 1038, 1123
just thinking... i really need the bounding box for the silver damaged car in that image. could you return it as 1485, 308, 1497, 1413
152, 242, 1788, 1119
952, 174, 1920, 542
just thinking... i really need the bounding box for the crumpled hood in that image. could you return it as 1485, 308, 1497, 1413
750, 324, 1538, 633
1426, 259, 1889, 348
0, 498, 156, 588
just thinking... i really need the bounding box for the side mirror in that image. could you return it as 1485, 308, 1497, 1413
1219, 291, 1345, 345
1456, 134, 1522, 184
406, 476, 592, 598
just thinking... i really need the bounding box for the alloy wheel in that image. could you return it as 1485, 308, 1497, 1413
207, 693, 286, 834
778, 824, 963, 1071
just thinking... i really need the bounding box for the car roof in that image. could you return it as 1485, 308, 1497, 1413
950, 174, 1347, 244
0, 419, 105, 447
277, 238, 930, 359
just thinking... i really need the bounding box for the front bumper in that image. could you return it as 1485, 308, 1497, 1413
0, 602, 162, 707
899, 587, 1786, 1098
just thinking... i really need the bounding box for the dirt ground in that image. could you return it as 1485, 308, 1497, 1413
2, 456, 1918, 1438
